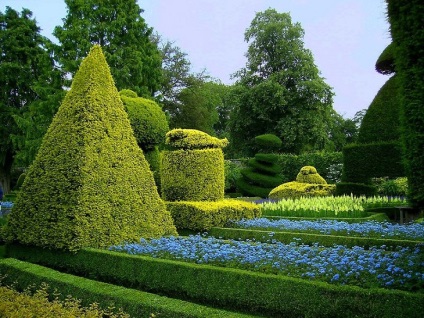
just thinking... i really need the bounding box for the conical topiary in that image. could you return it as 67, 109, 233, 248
6, 45, 177, 251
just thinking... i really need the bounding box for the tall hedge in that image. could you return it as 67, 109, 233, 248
342, 142, 405, 184
358, 75, 400, 143
161, 129, 227, 201
386, 0, 424, 208
6, 45, 177, 252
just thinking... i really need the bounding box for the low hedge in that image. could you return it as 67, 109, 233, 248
6, 244, 424, 318
209, 227, 423, 249
166, 199, 261, 231
0, 258, 255, 318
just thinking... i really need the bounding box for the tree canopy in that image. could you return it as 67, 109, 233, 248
228, 9, 334, 156
0, 6, 63, 192
54, 0, 161, 97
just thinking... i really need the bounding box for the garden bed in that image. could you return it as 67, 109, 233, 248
5, 242, 424, 318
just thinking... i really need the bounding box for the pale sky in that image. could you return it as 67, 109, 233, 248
2, 0, 392, 118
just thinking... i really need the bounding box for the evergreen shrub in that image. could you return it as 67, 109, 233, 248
342, 142, 405, 184
166, 199, 261, 231
166, 128, 228, 150
6, 45, 176, 252
269, 166, 334, 200
277, 152, 343, 183
269, 181, 335, 200
358, 76, 400, 144
119, 89, 169, 150
161, 129, 228, 201
237, 134, 283, 197
161, 148, 225, 201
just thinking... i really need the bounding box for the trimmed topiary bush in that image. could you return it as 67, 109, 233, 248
358, 76, 400, 144
376, 43, 396, 75
342, 142, 405, 184
254, 134, 282, 152
119, 89, 169, 150
6, 45, 177, 252
237, 134, 283, 198
295, 166, 327, 184
165, 128, 228, 150
161, 129, 227, 201
269, 166, 335, 199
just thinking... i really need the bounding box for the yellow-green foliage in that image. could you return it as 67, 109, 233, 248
0, 284, 129, 318
296, 166, 327, 184
6, 45, 176, 252
161, 148, 225, 201
166, 129, 228, 150
166, 199, 261, 231
269, 181, 335, 200
119, 89, 169, 150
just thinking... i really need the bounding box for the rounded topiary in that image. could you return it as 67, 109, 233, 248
376, 43, 395, 75
296, 166, 327, 184
236, 134, 283, 198
269, 181, 335, 200
120, 89, 169, 150
269, 166, 334, 199
161, 129, 227, 202
358, 76, 400, 143
254, 134, 282, 152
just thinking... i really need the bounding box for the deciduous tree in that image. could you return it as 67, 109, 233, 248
228, 9, 334, 156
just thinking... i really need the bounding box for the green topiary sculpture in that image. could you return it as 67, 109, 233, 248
161, 129, 228, 201
236, 134, 283, 198
6, 45, 177, 252
119, 89, 169, 190
269, 166, 335, 199
161, 129, 260, 230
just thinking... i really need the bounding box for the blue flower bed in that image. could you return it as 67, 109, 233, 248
111, 235, 424, 292
231, 218, 424, 240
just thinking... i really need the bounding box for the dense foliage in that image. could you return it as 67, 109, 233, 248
0, 7, 64, 192
228, 9, 334, 155
358, 75, 400, 143
54, 0, 161, 97
6, 46, 176, 251
342, 142, 405, 183
237, 134, 283, 198
386, 0, 424, 208
119, 89, 169, 150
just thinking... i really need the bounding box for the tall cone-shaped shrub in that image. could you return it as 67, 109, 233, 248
6, 45, 177, 251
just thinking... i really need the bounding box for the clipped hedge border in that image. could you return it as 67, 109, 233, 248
209, 227, 423, 249
166, 199, 261, 231
0, 258, 255, 318
6, 244, 424, 318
